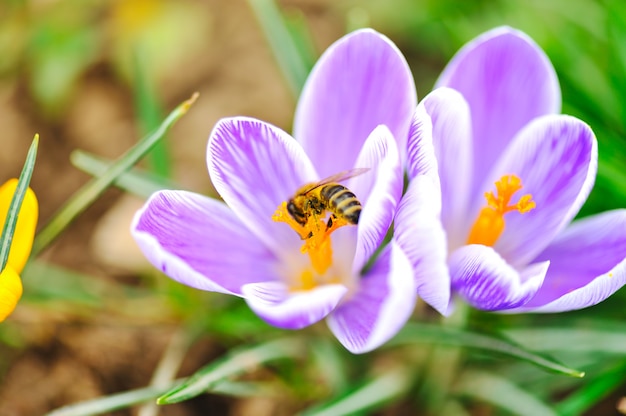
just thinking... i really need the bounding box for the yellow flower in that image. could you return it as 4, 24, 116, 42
0, 179, 38, 322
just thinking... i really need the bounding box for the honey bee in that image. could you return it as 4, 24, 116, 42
287, 168, 370, 232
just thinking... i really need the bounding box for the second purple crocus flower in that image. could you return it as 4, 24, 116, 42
397, 26, 626, 314
132, 29, 418, 353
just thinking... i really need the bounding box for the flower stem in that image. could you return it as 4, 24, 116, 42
421, 301, 471, 413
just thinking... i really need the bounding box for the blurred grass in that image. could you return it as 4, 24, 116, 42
4, 0, 625, 216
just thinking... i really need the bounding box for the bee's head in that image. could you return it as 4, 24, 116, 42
287, 199, 307, 226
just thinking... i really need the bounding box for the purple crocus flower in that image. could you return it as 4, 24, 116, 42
132, 29, 418, 353
396, 26, 626, 314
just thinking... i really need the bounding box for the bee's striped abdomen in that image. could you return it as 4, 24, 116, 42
321, 184, 362, 224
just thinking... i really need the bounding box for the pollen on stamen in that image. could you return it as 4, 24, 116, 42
516, 194, 536, 213
467, 174, 536, 246
272, 201, 352, 286
272, 202, 311, 240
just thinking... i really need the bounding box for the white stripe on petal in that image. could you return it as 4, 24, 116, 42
132, 190, 278, 295
449, 244, 547, 310
242, 282, 347, 329
516, 258, 626, 313
395, 177, 451, 315
512, 209, 626, 312
418, 88, 473, 247
350, 125, 403, 274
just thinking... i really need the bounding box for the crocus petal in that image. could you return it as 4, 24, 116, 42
208, 117, 318, 255
436, 26, 561, 191
414, 88, 473, 248
327, 242, 415, 353
349, 125, 403, 273
242, 281, 347, 329
482, 115, 597, 267
395, 176, 450, 315
517, 209, 626, 312
0, 180, 38, 274
449, 244, 548, 310
0, 266, 22, 322
406, 100, 439, 182
294, 29, 416, 177
132, 190, 278, 296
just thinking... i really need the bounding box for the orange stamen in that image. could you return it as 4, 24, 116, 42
272, 202, 351, 289
467, 175, 536, 246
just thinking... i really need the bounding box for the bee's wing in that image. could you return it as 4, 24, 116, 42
300, 168, 370, 194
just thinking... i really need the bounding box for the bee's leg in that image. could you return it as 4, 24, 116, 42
299, 214, 314, 239
326, 215, 335, 230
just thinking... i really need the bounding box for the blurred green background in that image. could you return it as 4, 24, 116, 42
0, 0, 625, 415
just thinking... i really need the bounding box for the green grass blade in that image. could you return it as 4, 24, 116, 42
455, 370, 558, 416
202, 380, 277, 398
389, 323, 584, 378
46, 381, 182, 416
309, 338, 350, 394
281, 8, 317, 71
23, 260, 104, 305
420, 302, 470, 412
158, 337, 305, 404
32, 93, 198, 256
300, 368, 411, 416
132, 48, 170, 178
246, 0, 311, 97
45, 378, 273, 416
70, 150, 179, 198
555, 359, 626, 415
0, 134, 38, 271
504, 326, 626, 354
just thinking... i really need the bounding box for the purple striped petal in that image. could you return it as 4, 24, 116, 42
406, 101, 438, 182
132, 190, 277, 295
349, 125, 403, 273
242, 282, 347, 329
208, 117, 318, 256
481, 115, 597, 268
449, 244, 548, 310
517, 210, 626, 312
416, 88, 473, 249
436, 26, 560, 192
294, 29, 416, 178
395, 176, 450, 315
327, 242, 416, 353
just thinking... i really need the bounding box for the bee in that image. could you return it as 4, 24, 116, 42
287, 168, 370, 232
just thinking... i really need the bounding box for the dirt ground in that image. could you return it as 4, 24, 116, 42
0, 1, 353, 414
